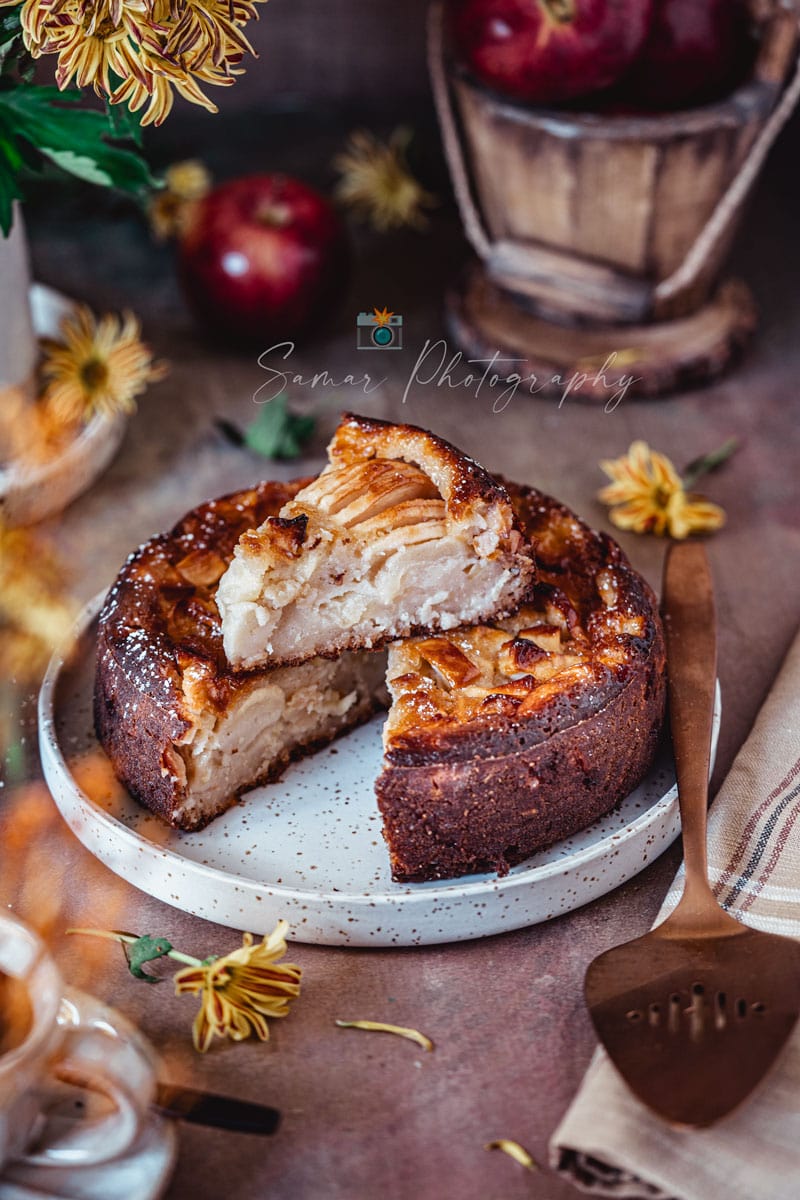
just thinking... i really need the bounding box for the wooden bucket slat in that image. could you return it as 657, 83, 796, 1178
648, 130, 736, 278
572, 138, 658, 275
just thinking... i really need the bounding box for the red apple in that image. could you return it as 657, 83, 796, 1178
178, 175, 349, 347
446, 0, 654, 106
619, 0, 756, 110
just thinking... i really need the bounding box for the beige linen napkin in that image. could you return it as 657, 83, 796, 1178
551, 624, 800, 1200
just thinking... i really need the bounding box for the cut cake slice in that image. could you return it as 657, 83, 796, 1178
215, 413, 534, 670
374, 484, 666, 881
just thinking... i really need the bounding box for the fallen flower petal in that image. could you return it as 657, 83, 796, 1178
0, 520, 75, 690
175, 923, 302, 1053
484, 1139, 539, 1171
598, 440, 727, 540
335, 1019, 434, 1052
69, 922, 301, 1052
148, 159, 213, 240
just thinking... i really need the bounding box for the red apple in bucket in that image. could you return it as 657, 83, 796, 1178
446, 0, 654, 105
618, 0, 756, 110
178, 175, 349, 347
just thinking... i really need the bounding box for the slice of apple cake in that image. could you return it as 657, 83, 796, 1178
215, 413, 534, 670
95, 480, 387, 831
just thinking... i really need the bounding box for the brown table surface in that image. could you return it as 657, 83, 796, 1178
4, 113, 800, 1200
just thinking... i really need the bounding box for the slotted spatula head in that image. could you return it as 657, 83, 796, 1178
585, 542, 800, 1127
585, 918, 800, 1127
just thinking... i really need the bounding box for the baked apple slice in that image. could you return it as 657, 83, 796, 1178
216, 414, 534, 670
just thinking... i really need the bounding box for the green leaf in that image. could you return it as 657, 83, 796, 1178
38, 148, 116, 187
1, 12, 34, 86
0, 85, 157, 198
0, 9, 22, 65
0, 137, 23, 236
123, 934, 174, 983
104, 98, 144, 150
13, 85, 84, 105
0, 10, 21, 40
0, 120, 23, 171
244, 394, 316, 460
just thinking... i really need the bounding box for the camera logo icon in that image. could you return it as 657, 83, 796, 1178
356, 307, 403, 350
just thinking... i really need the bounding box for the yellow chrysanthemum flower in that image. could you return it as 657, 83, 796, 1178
598, 441, 726, 540
0, 521, 76, 686
174, 922, 302, 1053
148, 158, 212, 240
39, 305, 167, 425
0, 0, 266, 125
334, 127, 437, 232
163, 159, 212, 202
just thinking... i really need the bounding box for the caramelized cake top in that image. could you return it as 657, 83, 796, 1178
97, 479, 308, 732
384, 483, 662, 766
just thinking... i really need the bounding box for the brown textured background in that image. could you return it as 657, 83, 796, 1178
234, 0, 431, 107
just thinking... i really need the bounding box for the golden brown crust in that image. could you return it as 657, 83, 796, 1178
94, 479, 316, 827
97, 480, 306, 711
376, 483, 666, 881
329, 412, 514, 522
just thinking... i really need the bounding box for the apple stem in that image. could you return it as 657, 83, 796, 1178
540, 0, 574, 23
257, 203, 292, 229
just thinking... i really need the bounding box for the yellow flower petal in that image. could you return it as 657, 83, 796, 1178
598, 441, 726, 541
650, 448, 683, 492
174, 924, 301, 1053
335, 1020, 434, 1052
193, 1002, 213, 1054
484, 1139, 539, 1171
149, 159, 212, 240
681, 497, 726, 531
17, 0, 266, 124
0, 520, 76, 689
665, 492, 726, 540
39, 304, 166, 425
334, 128, 437, 232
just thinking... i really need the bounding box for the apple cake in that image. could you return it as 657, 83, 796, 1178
95, 426, 664, 882
375, 483, 666, 881
94, 479, 388, 831
216, 413, 534, 670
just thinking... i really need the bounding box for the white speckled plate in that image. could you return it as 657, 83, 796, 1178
39, 595, 721, 947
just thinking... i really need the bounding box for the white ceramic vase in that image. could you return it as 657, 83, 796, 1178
0, 205, 37, 414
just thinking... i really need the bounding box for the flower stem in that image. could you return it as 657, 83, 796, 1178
67, 927, 137, 944
67, 928, 203, 967
681, 437, 739, 491
165, 949, 205, 966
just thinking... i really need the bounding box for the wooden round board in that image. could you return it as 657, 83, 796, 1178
39, 595, 722, 947
445, 264, 757, 402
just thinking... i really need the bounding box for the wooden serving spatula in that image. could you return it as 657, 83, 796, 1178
584, 541, 800, 1128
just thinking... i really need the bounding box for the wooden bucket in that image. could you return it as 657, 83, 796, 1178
430, 2, 800, 328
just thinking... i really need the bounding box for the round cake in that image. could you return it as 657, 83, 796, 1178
95, 476, 665, 881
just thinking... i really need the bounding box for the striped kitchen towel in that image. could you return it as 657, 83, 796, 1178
551, 622, 800, 1200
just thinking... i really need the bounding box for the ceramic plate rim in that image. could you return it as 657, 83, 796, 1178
39, 592, 721, 912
